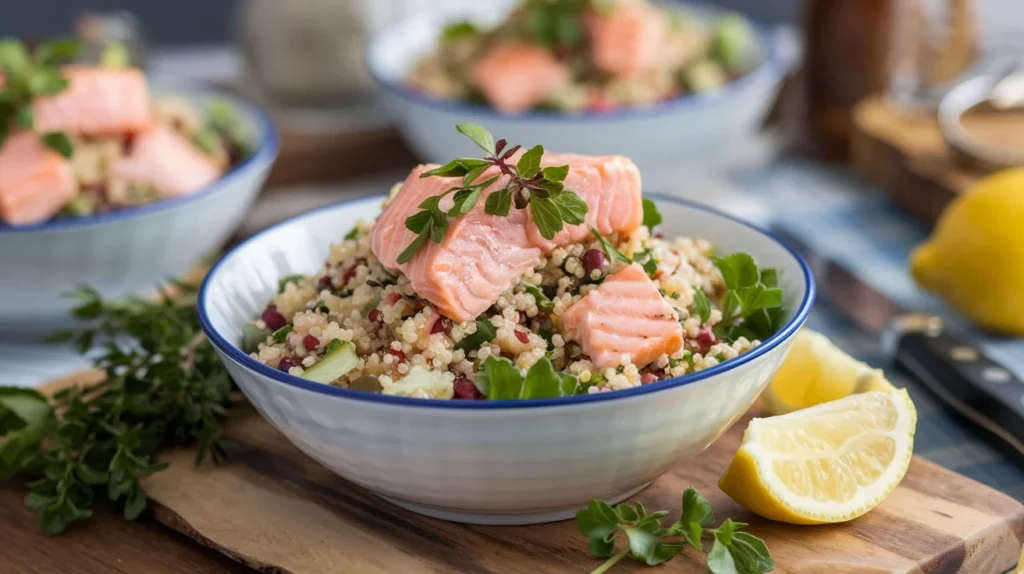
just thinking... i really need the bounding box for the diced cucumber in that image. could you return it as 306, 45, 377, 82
709, 14, 756, 73
683, 60, 728, 93
241, 324, 270, 353
383, 366, 455, 399
301, 341, 358, 384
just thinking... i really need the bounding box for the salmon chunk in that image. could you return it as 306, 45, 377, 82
588, 1, 668, 77
33, 66, 151, 136
560, 264, 683, 369
472, 42, 570, 113
111, 125, 220, 198
0, 132, 76, 225
524, 152, 643, 251
372, 165, 542, 322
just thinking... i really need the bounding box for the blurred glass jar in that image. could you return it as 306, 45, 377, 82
238, 0, 434, 107
75, 11, 148, 70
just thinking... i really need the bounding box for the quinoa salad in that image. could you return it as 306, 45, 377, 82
244, 123, 785, 401
407, 0, 758, 114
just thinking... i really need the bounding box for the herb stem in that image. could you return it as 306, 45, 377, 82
590, 548, 629, 574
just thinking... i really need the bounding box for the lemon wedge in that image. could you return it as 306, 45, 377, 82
720, 389, 917, 525
762, 328, 895, 415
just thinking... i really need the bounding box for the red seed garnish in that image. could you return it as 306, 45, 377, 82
582, 248, 609, 275
318, 275, 333, 290
696, 326, 717, 354
388, 348, 406, 362
261, 307, 286, 331
368, 309, 383, 323
514, 330, 529, 344
385, 292, 402, 305
641, 372, 659, 384
453, 377, 484, 400
430, 316, 451, 334
278, 357, 297, 372
303, 334, 319, 351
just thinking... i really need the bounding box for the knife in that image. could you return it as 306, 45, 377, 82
774, 228, 1024, 457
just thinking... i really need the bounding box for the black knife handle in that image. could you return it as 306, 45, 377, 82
894, 329, 1024, 456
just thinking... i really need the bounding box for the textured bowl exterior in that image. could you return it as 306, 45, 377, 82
198, 195, 813, 523
0, 93, 278, 337
365, 1, 789, 190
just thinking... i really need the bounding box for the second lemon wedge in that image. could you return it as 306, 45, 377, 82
762, 328, 895, 415
720, 389, 917, 525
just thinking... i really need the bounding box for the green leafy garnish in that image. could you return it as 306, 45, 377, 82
642, 198, 663, 230
5, 283, 233, 534
576, 487, 774, 573
0, 39, 78, 156
523, 284, 554, 313
454, 318, 498, 351
241, 323, 270, 353
589, 226, 632, 265
711, 253, 784, 342
522, 0, 591, 49
400, 123, 587, 261
691, 289, 712, 324
277, 274, 305, 293
441, 21, 480, 42
474, 356, 577, 400
344, 226, 360, 240
633, 246, 658, 277
272, 324, 293, 343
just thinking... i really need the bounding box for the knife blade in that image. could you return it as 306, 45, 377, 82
774, 227, 1024, 456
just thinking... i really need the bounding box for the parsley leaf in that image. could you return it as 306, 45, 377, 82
41, 132, 73, 159
473, 356, 577, 400
454, 318, 497, 352
711, 253, 785, 343
484, 187, 513, 216
277, 274, 305, 293
523, 284, 554, 313
691, 290, 712, 324
344, 227, 360, 240
441, 21, 479, 42
517, 145, 544, 178
456, 122, 495, 155
642, 198, 663, 230
589, 226, 632, 265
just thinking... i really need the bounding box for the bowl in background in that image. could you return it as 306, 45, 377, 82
198, 193, 814, 525
366, 0, 791, 190
0, 92, 279, 338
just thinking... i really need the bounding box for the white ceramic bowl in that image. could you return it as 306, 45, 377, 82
198, 193, 814, 525
0, 93, 278, 338
365, 0, 790, 190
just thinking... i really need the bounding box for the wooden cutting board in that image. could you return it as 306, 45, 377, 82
850, 96, 987, 227
40, 376, 1024, 574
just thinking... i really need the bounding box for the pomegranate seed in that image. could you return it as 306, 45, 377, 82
303, 334, 319, 351
641, 372, 659, 384
278, 357, 297, 372
388, 348, 406, 362
261, 307, 286, 331
368, 309, 383, 323
696, 326, 717, 354
430, 316, 451, 334
385, 292, 402, 305
654, 232, 665, 239
514, 330, 529, 344
453, 377, 484, 400
318, 275, 333, 290
582, 249, 608, 275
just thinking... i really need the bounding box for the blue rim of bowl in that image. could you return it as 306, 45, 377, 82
198, 192, 816, 409
0, 92, 279, 234
364, 3, 785, 123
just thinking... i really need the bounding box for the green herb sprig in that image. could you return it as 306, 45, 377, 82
576, 487, 774, 574
0, 39, 78, 158
473, 356, 578, 400
0, 283, 233, 534
398, 122, 587, 264
711, 253, 784, 342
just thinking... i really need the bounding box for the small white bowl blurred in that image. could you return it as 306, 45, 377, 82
366, 0, 791, 190
0, 92, 279, 338
198, 194, 814, 525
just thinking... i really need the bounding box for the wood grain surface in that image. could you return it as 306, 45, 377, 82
850, 96, 987, 226
135, 405, 1024, 574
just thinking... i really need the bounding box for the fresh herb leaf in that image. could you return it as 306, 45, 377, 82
633, 247, 658, 277
642, 198, 663, 230
713, 253, 759, 289
516, 145, 544, 178
484, 187, 513, 216
550, 190, 587, 225
41, 132, 73, 159
441, 21, 479, 42
241, 324, 270, 353
542, 164, 569, 182
33, 39, 80, 66
271, 324, 293, 343
0, 388, 56, 479
396, 228, 430, 265
474, 356, 576, 400
576, 486, 773, 574
531, 196, 566, 240
344, 227, 360, 240
324, 338, 342, 354
0, 39, 30, 74
589, 226, 632, 265
28, 68, 68, 96
711, 253, 785, 343
455, 318, 497, 352
691, 290, 712, 324
456, 122, 495, 155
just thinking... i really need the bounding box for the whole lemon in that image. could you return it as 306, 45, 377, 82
911, 168, 1024, 334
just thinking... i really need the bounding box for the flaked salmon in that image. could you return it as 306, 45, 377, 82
0, 132, 76, 225
111, 125, 220, 198
372, 165, 542, 322
560, 264, 683, 369
523, 152, 642, 251
472, 42, 570, 113
33, 66, 151, 136
587, 0, 668, 77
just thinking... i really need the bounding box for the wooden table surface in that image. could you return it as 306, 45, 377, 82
0, 482, 251, 573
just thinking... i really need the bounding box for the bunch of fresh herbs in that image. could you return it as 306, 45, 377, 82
0, 38, 78, 158
0, 283, 233, 534
710, 253, 784, 342
398, 122, 588, 263
576, 487, 774, 573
